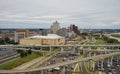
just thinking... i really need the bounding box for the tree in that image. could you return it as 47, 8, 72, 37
0, 39, 5, 45
27, 49, 32, 55
4, 37, 10, 44
20, 51, 27, 57
17, 49, 28, 58
80, 50, 83, 55
8, 40, 15, 44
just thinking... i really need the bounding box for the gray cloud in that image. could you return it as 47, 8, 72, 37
0, 0, 120, 29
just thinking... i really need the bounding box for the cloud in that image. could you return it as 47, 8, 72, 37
0, 0, 120, 29
112, 22, 120, 25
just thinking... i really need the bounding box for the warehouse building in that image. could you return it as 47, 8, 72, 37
20, 34, 65, 45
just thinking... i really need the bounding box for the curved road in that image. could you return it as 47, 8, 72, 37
0, 52, 120, 73
0, 54, 19, 64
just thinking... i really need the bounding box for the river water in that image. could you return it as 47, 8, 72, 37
104, 33, 120, 42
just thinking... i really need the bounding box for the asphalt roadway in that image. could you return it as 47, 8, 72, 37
0, 52, 120, 73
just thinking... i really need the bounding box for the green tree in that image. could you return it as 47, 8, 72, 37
4, 37, 10, 44
17, 49, 28, 58
27, 49, 32, 55
20, 51, 27, 57
9, 40, 15, 44
0, 39, 5, 45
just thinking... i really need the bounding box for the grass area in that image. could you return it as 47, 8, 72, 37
111, 34, 120, 38
0, 52, 43, 70
95, 38, 106, 44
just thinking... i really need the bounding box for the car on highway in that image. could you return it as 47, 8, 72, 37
48, 67, 60, 72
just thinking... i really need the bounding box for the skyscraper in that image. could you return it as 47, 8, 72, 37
50, 21, 60, 34
69, 24, 80, 35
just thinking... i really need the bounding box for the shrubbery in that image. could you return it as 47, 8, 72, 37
17, 49, 32, 57
0, 37, 17, 45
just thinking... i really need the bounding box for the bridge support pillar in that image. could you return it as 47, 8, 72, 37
61, 47, 64, 52
92, 60, 95, 71
41, 70, 43, 74
97, 61, 100, 68
62, 66, 66, 74
93, 52, 96, 56
86, 51, 89, 57
42, 52, 45, 56
101, 60, 104, 70
110, 56, 113, 65
40, 47, 42, 50
49, 46, 52, 53
116, 55, 119, 64
89, 47, 91, 50
107, 57, 110, 65
89, 60, 95, 71
105, 52, 108, 54
89, 52, 92, 57
83, 50, 85, 57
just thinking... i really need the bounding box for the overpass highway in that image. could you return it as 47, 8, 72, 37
15, 47, 120, 53
0, 44, 120, 48
0, 52, 120, 73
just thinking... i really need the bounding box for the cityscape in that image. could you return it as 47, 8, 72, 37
0, 0, 120, 74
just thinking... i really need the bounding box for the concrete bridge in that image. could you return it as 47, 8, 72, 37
0, 52, 120, 74
0, 44, 120, 48
0, 44, 120, 52
0, 44, 120, 74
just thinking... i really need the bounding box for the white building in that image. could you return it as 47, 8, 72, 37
51, 21, 60, 34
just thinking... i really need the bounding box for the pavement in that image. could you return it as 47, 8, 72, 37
0, 52, 120, 73
13, 53, 55, 70
13, 56, 44, 70
0, 54, 20, 64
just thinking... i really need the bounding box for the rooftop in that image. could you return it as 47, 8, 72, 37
29, 34, 63, 39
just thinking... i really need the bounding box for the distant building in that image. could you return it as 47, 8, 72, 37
68, 24, 80, 35
29, 31, 38, 37
14, 29, 29, 43
0, 30, 15, 40
38, 29, 48, 36
56, 28, 68, 37
38, 29, 51, 35
20, 34, 65, 45
50, 21, 60, 34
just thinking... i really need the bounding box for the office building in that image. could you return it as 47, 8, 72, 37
68, 24, 80, 35
50, 21, 60, 34
14, 29, 29, 43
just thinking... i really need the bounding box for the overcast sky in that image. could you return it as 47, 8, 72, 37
0, 0, 120, 29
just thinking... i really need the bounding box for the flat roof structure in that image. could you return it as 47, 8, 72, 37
29, 34, 63, 39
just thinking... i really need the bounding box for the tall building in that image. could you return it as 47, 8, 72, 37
51, 21, 60, 34
68, 24, 80, 35
14, 29, 29, 43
